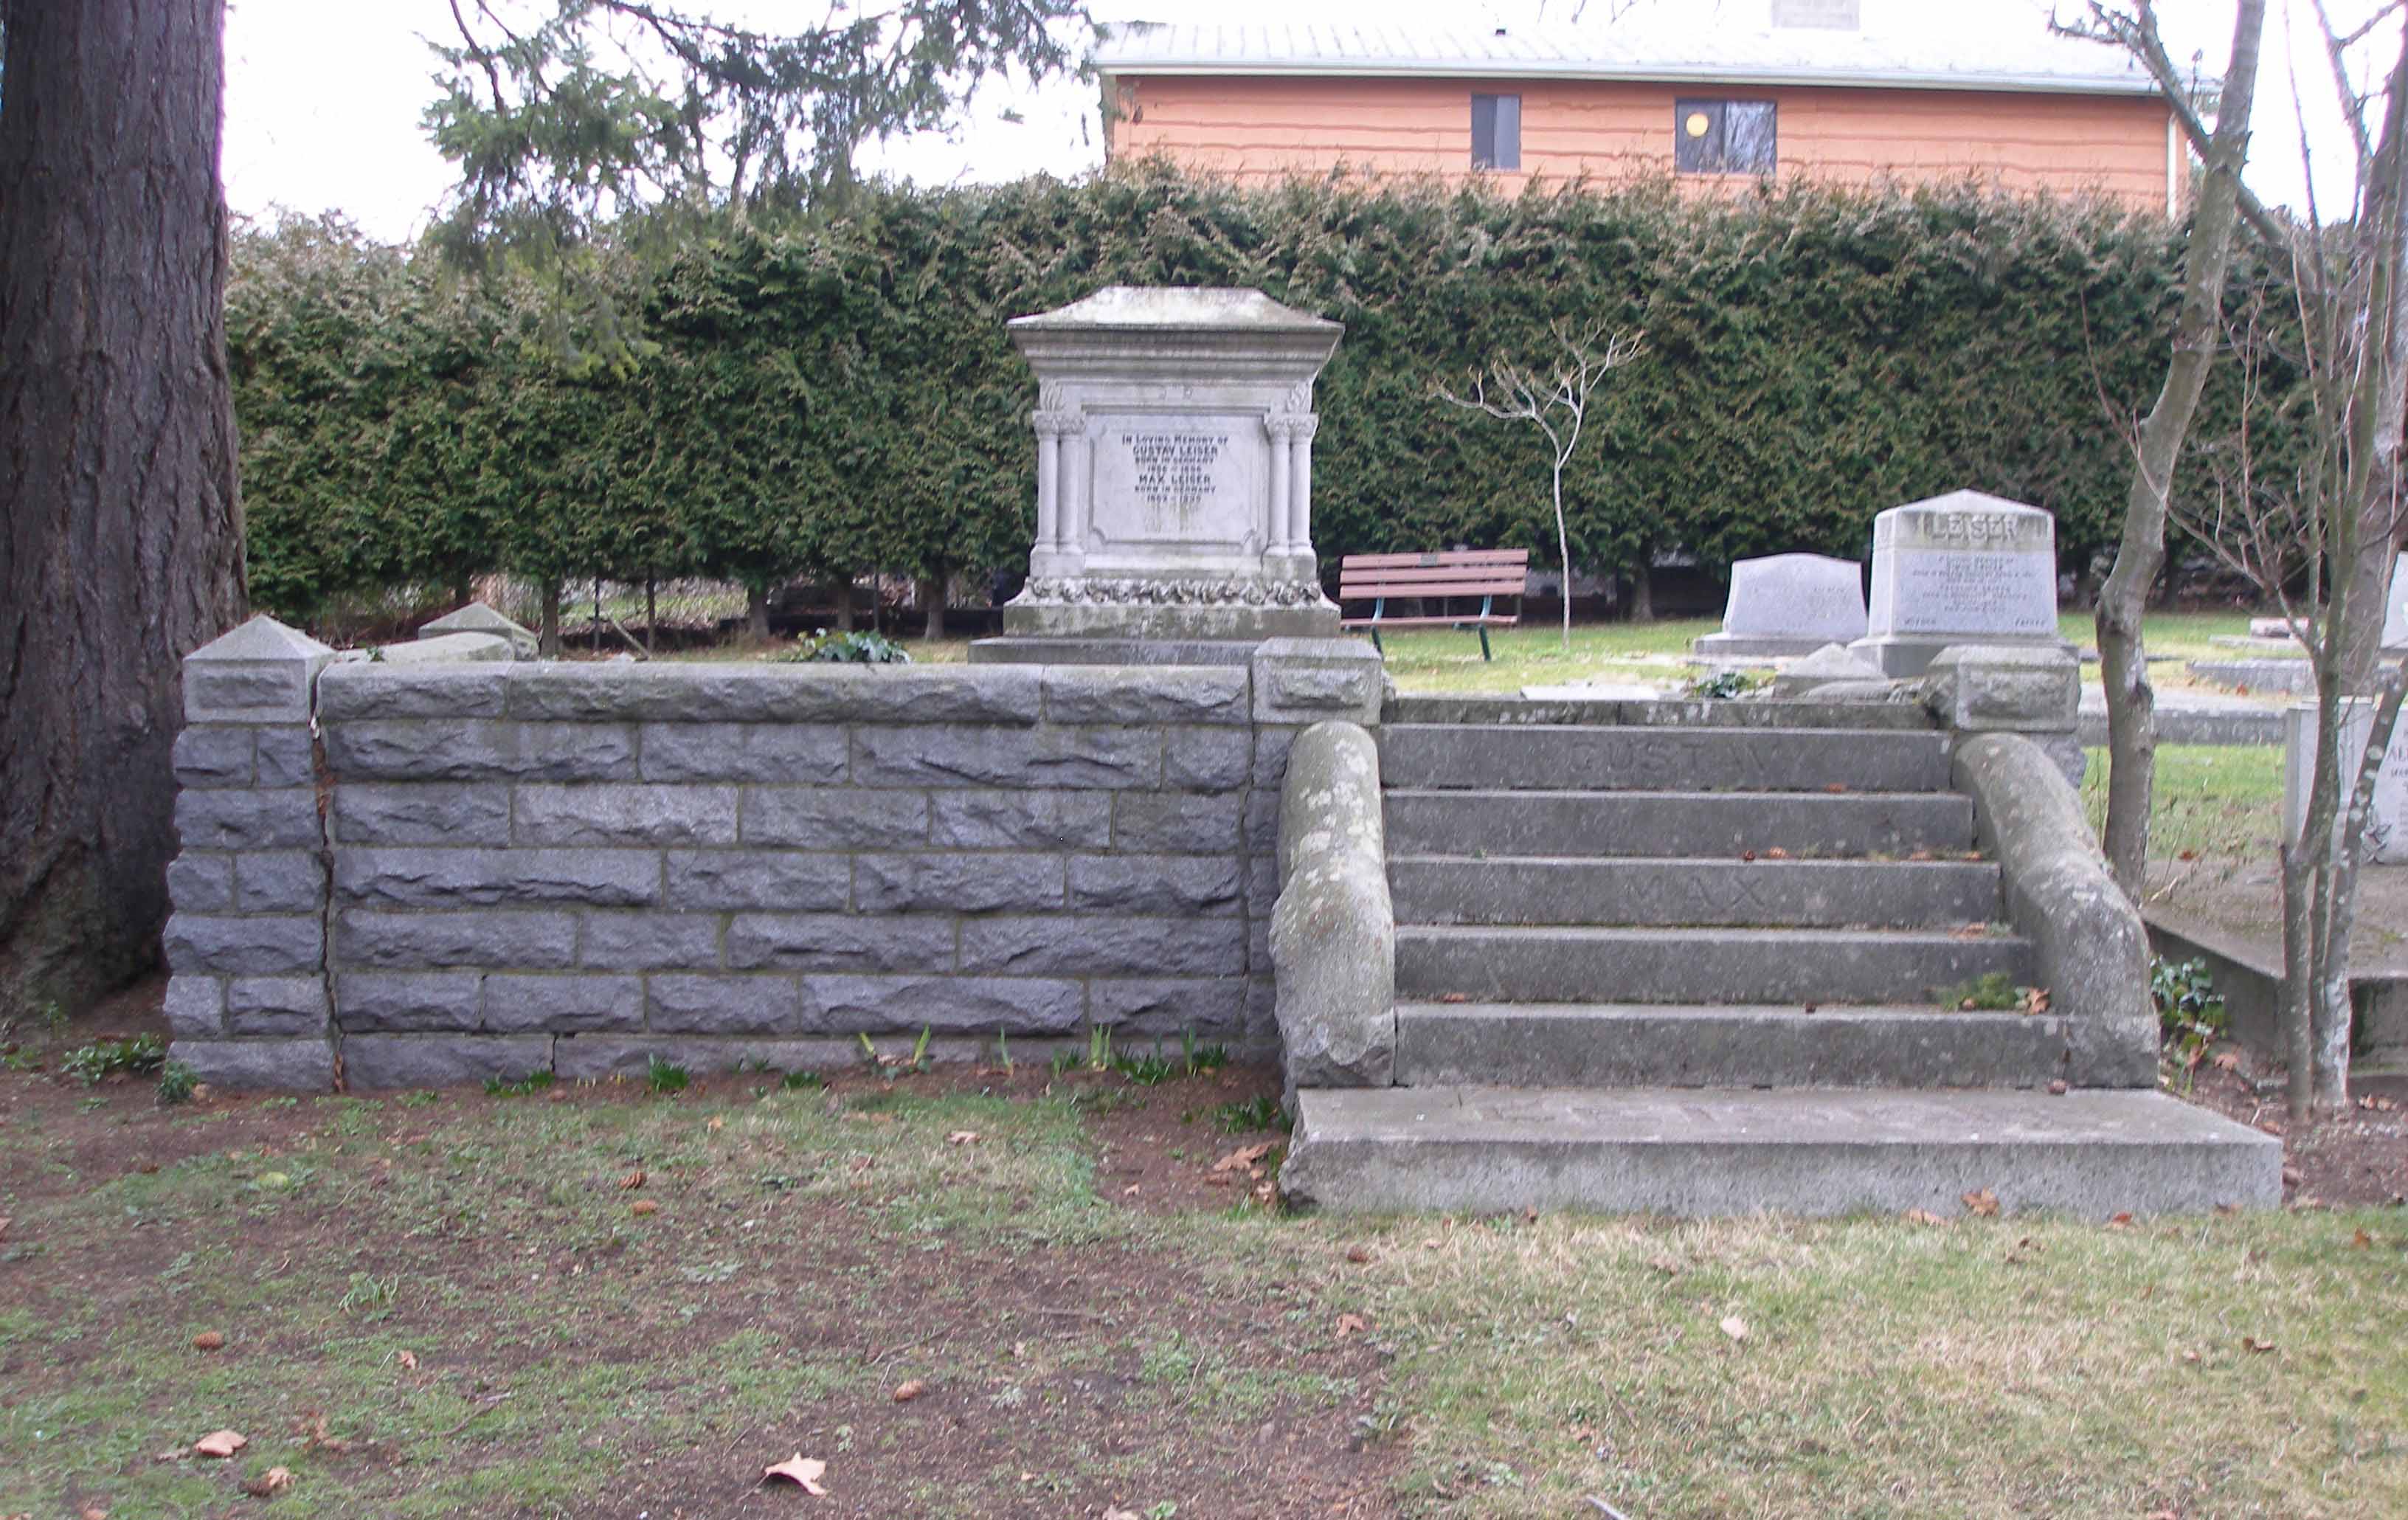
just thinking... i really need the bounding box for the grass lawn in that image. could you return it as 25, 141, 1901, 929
3, 1043, 2404, 1517
2083, 745, 2288, 865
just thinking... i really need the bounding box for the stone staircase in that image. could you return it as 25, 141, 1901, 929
1280, 701, 2282, 1217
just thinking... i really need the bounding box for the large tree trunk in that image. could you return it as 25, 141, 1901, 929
0, 0, 246, 1015
2095, 0, 2266, 901
918, 575, 946, 641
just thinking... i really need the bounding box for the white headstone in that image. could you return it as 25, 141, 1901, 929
1850, 489, 2071, 677
989, 286, 1343, 646
2384, 550, 2406, 651
1692, 553, 1867, 659
2284, 699, 2408, 866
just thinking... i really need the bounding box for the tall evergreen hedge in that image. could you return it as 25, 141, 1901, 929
229, 167, 2259, 623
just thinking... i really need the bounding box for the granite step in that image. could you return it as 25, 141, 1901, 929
1378, 723, 1951, 794
1280, 1085, 2283, 1217
1394, 1001, 2071, 1089
1395, 924, 2031, 1006
1383, 789, 1977, 862
1383, 694, 1939, 731
1387, 854, 2002, 929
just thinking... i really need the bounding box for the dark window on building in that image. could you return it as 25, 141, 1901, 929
1674, 99, 1776, 175
1472, 93, 1521, 170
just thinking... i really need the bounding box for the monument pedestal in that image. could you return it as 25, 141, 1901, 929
980, 286, 1346, 665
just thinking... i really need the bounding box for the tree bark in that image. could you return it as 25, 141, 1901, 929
919, 575, 946, 641
0, 0, 246, 1014
834, 574, 855, 632
744, 581, 770, 641
539, 579, 564, 658
2096, 0, 2267, 901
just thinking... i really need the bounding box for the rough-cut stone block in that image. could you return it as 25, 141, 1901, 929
1039, 666, 1250, 725
638, 722, 847, 784
234, 851, 325, 913
164, 975, 226, 1039
554, 1035, 852, 1080
578, 911, 724, 970
482, 974, 644, 1033
802, 974, 1084, 1033
929, 790, 1110, 850
253, 728, 317, 789
174, 788, 321, 851
726, 913, 957, 973
167, 853, 235, 913
336, 909, 577, 970
170, 1037, 336, 1091
1251, 638, 1385, 726
513, 784, 739, 846
1070, 855, 1243, 914
333, 784, 513, 845
648, 974, 804, 1033
1089, 978, 1250, 1037
1251, 725, 1295, 787
335, 847, 657, 908
336, 971, 484, 1032
317, 666, 511, 719
854, 853, 1065, 913
225, 975, 331, 1037
505, 663, 1043, 725
181, 616, 333, 724
1926, 644, 2081, 736
663, 851, 851, 911
744, 787, 929, 849
322, 720, 635, 782
850, 725, 1163, 790
1112, 791, 1243, 853
1245, 792, 1283, 855
1164, 728, 1251, 791
958, 916, 1246, 977
173, 727, 254, 787
165, 913, 325, 975
345, 1034, 553, 1090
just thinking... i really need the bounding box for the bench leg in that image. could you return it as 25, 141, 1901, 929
1478, 624, 1492, 662
1370, 626, 1383, 656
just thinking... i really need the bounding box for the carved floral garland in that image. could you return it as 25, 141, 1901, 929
1014, 576, 1332, 608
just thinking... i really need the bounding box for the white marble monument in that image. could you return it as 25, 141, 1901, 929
2384, 550, 2406, 651
1850, 489, 2072, 677
1692, 552, 1867, 660
983, 286, 1343, 654
2284, 699, 2407, 866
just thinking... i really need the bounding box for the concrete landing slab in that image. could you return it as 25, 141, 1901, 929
1281, 1085, 2281, 1217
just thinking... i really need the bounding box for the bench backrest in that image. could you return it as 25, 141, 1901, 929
1338, 549, 1529, 603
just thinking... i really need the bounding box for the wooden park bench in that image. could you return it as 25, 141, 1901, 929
1338, 549, 1529, 660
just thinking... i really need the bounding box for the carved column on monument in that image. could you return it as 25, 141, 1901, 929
1030, 408, 1083, 576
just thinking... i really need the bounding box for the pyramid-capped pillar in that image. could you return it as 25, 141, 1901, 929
181, 615, 336, 723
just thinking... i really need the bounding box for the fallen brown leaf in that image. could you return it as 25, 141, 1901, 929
1951, 923, 1987, 940
1439, 992, 1470, 1004
192, 1429, 248, 1459
2243, 1336, 2277, 1354
192, 1331, 225, 1351
629, 1198, 659, 1216
1212, 1142, 1274, 1173
947, 1130, 980, 1146
82, 1508, 108, 1520
1719, 1314, 1749, 1342
706, 1116, 726, 1131
1824, 783, 1849, 794
619, 1168, 646, 1190
893, 1380, 927, 1403
1335, 1313, 1370, 1336
1740, 849, 1757, 862
2047, 1079, 2069, 1096
1104, 1509, 1142, 1520
0, 1216, 10, 1240
243, 1467, 294, 1498
2107, 1212, 2135, 1231
763, 1453, 829, 1494
1121, 1183, 1141, 1196
2021, 987, 2052, 1016
398, 1349, 419, 1371
1962, 1189, 2002, 1218
1344, 1244, 1373, 1263
1763, 847, 1791, 860
1901, 1208, 1946, 1226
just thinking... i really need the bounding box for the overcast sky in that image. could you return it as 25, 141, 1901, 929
221, 0, 2388, 244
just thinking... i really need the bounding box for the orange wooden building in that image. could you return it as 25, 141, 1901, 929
1096, 4, 2190, 215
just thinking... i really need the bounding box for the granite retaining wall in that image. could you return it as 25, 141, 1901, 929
162, 621, 1383, 1088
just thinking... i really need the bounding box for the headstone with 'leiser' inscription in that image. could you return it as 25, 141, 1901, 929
1692, 552, 1867, 660
1850, 490, 2073, 677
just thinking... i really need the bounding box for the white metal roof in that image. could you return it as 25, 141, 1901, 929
1091, 13, 2171, 99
